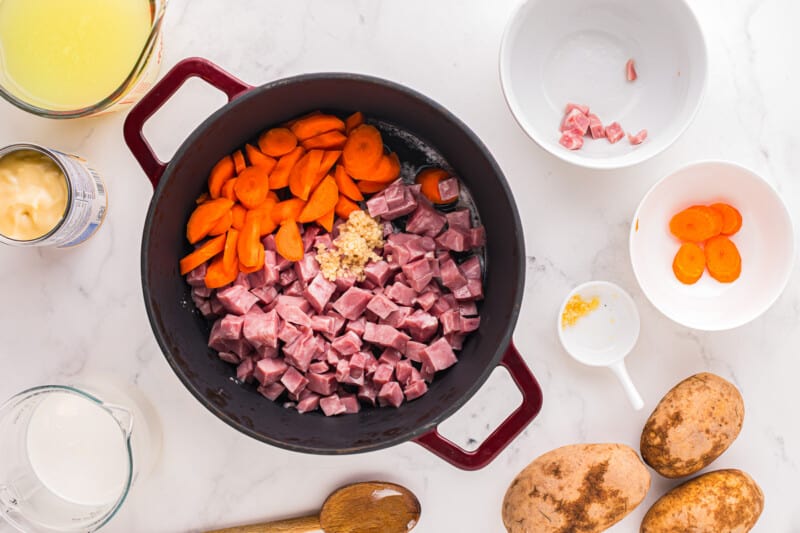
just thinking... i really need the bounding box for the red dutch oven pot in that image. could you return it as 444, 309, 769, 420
124, 58, 542, 470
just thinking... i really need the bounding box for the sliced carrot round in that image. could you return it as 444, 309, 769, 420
705, 235, 741, 283
709, 203, 742, 236
669, 205, 722, 242
259, 128, 298, 157
275, 220, 304, 261
342, 124, 384, 176
415, 167, 452, 204
672, 242, 706, 285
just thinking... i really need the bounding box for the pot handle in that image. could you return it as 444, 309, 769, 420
123, 57, 253, 189
413, 342, 542, 471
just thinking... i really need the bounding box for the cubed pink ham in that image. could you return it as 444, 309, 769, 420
628, 129, 647, 145
345, 316, 367, 337
218, 351, 240, 364
422, 337, 458, 371
281, 367, 309, 395
283, 333, 316, 372
258, 382, 285, 401
565, 102, 590, 115
405, 341, 427, 363
461, 316, 481, 333
334, 273, 357, 292
381, 186, 418, 220
303, 273, 336, 313
469, 226, 485, 248
309, 361, 329, 374
459, 256, 482, 280
440, 257, 467, 289
224, 338, 252, 359
445, 210, 471, 231
233, 272, 251, 289
372, 363, 395, 386
250, 286, 278, 305
626, 58, 637, 81
247, 262, 279, 288
364, 322, 409, 351
296, 393, 320, 414
559, 129, 584, 150
420, 363, 436, 383
254, 358, 288, 386
605, 122, 625, 143
294, 254, 319, 285
301, 226, 320, 252
314, 233, 333, 250
588, 113, 605, 139
275, 302, 312, 327
364, 261, 392, 287
284, 280, 304, 296
437, 178, 459, 202
404, 310, 439, 342
366, 195, 389, 217
192, 285, 212, 299
307, 372, 338, 396
395, 359, 414, 385
186, 264, 207, 287
459, 300, 478, 317
349, 351, 368, 378
445, 333, 465, 350
320, 394, 347, 416
366, 293, 399, 320
261, 234, 277, 251
358, 383, 378, 406
381, 306, 412, 329
404, 380, 429, 401
243, 310, 279, 348
198, 300, 214, 317
452, 278, 484, 301
401, 258, 434, 292
435, 229, 469, 252
332, 287, 373, 320
378, 382, 404, 408
415, 291, 437, 312
210, 297, 224, 316
340, 395, 361, 414
235, 357, 254, 381
219, 314, 244, 341
405, 204, 446, 236
561, 108, 590, 134
440, 309, 462, 335
386, 282, 416, 306
378, 348, 403, 366
335, 359, 351, 382
331, 330, 363, 355
310, 315, 336, 335
217, 285, 259, 315
278, 320, 301, 344
279, 268, 297, 286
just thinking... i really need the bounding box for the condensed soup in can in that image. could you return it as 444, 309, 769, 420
0, 143, 107, 247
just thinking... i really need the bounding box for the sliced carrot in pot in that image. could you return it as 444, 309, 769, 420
179, 234, 225, 275
208, 155, 234, 199
335, 165, 363, 201
245, 144, 277, 174
275, 219, 304, 261
258, 128, 298, 158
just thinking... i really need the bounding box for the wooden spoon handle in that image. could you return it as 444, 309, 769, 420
205, 514, 322, 533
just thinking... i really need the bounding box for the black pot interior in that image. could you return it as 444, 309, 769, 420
143, 74, 525, 453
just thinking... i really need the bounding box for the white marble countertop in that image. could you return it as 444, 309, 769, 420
1, 0, 798, 531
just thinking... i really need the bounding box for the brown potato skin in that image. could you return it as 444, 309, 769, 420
641, 469, 764, 532
502, 443, 650, 533
641, 372, 744, 478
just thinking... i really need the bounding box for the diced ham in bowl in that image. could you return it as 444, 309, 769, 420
189, 181, 486, 416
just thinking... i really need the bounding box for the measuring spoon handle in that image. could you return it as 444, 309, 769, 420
205, 515, 322, 533
609, 361, 644, 410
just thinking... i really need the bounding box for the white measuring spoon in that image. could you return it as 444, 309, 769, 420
558, 281, 644, 410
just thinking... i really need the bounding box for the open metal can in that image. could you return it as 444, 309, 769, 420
0, 143, 107, 248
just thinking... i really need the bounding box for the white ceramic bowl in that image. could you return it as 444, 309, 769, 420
500, 0, 707, 169
630, 161, 795, 331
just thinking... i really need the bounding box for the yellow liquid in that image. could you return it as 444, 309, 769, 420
0, 0, 152, 111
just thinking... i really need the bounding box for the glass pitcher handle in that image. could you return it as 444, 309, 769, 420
103, 404, 134, 439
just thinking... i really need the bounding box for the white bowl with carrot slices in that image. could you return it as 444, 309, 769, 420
630, 161, 794, 331
499, 0, 707, 169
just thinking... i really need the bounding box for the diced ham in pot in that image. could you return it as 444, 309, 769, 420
404, 380, 428, 401
320, 394, 346, 416
332, 287, 373, 320
217, 285, 259, 315
243, 310, 279, 348
258, 382, 285, 401
254, 358, 288, 386
378, 382, 404, 408
421, 337, 458, 371
437, 178, 459, 202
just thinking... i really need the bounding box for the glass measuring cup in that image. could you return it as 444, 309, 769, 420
0, 384, 158, 533
0, 0, 167, 119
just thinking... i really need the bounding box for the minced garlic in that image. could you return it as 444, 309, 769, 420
316, 210, 384, 281
561, 294, 600, 328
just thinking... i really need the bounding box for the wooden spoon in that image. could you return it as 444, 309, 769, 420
206, 481, 420, 533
